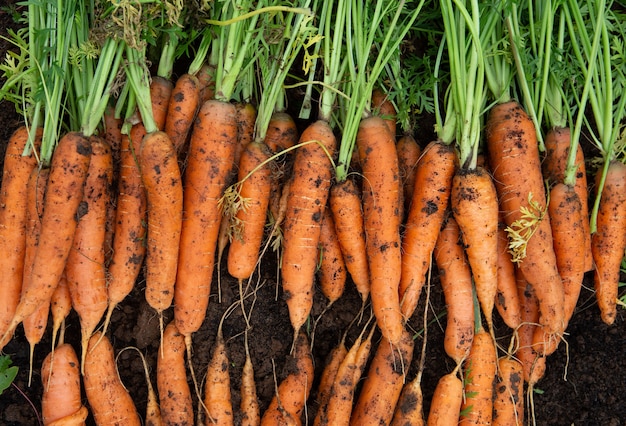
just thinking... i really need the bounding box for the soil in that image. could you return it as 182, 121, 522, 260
1, 3, 625, 426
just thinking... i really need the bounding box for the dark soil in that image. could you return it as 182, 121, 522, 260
1, 3, 625, 426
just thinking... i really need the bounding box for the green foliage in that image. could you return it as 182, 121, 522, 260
0, 355, 19, 396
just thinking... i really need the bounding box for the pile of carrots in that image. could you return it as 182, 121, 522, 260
0, 0, 625, 425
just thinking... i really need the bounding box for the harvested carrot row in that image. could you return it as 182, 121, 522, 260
318, 206, 347, 307
492, 356, 524, 426
426, 367, 464, 426
399, 140, 456, 319
84, 332, 141, 426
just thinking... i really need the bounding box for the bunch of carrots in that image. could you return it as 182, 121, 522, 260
0, 0, 625, 425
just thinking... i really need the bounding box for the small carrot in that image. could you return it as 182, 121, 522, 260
84, 332, 141, 426
1, 131, 92, 348
157, 321, 194, 426
264, 111, 298, 154
396, 134, 421, 215
150, 75, 174, 132
591, 160, 626, 325
41, 343, 89, 426
314, 335, 348, 420
50, 270, 72, 349
495, 217, 523, 330
236, 103, 257, 170
426, 368, 464, 426
318, 206, 347, 307
390, 373, 425, 426
492, 356, 524, 426
350, 327, 414, 426
103, 104, 123, 168
240, 331, 260, 426
357, 115, 404, 345
0, 126, 40, 342
165, 73, 202, 155
281, 119, 336, 340
434, 214, 475, 364
260, 331, 315, 426
399, 140, 456, 319
329, 178, 370, 303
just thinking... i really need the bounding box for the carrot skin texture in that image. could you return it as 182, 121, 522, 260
357, 116, 404, 344
451, 167, 499, 330
492, 357, 524, 426
50, 270, 72, 346
227, 141, 272, 280
495, 218, 522, 330
84, 332, 141, 426
264, 111, 298, 154
150, 75, 174, 131
203, 336, 234, 426
329, 178, 370, 301
235, 103, 257, 170
174, 100, 238, 336
281, 120, 336, 337
435, 215, 475, 363
350, 328, 414, 426
165, 73, 201, 155
0, 127, 41, 341
591, 160, 626, 325
486, 101, 565, 335
139, 131, 183, 314
41, 343, 88, 426
157, 322, 194, 426
318, 206, 347, 305
426, 372, 464, 426
396, 134, 421, 215
399, 140, 456, 318
390, 374, 425, 426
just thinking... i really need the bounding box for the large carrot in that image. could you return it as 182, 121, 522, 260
41, 343, 89, 426
0, 126, 40, 341
591, 160, 626, 325
400, 140, 456, 319
84, 332, 141, 426
486, 100, 565, 336
281, 119, 336, 340
435, 214, 475, 364
1, 131, 92, 348
357, 115, 404, 344
451, 167, 499, 332
174, 99, 238, 338
65, 136, 112, 370
350, 327, 414, 426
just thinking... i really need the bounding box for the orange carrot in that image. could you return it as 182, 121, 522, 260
165, 73, 201, 155
260, 331, 315, 426
591, 160, 626, 325
372, 87, 397, 137
0, 126, 40, 342
103, 104, 123, 168
50, 270, 72, 348
318, 206, 347, 307
1, 131, 91, 348
426, 368, 464, 426
240, 333, 260, 426
236, 103, 257, 170
65, 136, 112, 370
486, 101, 565, 336
459, 327, 497, 426
542, 126, 592, 272
281, 119, 336, 340
396, 134, 421, 215
495, 217, 522, 330
492, 356, 524, 426
174, 99, 238, 338
157, 321, 194, 426
227, 141, 272, 280
399, 140, 456, 319
390, 373, 425, 426
41, 343, 89, 426
150, 75, 174, 131
139, 130, 183, 322
314, 336, 348, 420
84, 332, 141, 426
451, 167, 499, 331
264, 111, 298, 154
357, 116, 404, 344
329, 178, 370, 303
350, 327, 414, 426
434, 215, 475, 364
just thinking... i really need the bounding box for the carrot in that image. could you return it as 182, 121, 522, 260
102, 126, 147, 335
372, 87, 397, 137
0, 126, 40, 342
426, 368, 464, 426
281, 119, 336, 340
65, 136, 112, 370
591, 160, 626, 325
542, 126, 592, 272
174, 99, 238, 338
119, 346, 162, 426
486, 101, 565, 336
264, 112, 298, 154
451, 167, 499, 332
357, 115, 404, 344
41, 343, 89, 426
150, 75, 174, 132
1, 131, 92, 348
492, 356, 524, 426
165, 73, 201, 155
329, 178, 370, 303
434, 214, 475, 364
84, 332, 141, 426
50, 270, 72, 349
399, 140, 456, 319
260, 331, 314, 426
314, 336, 348, 420
350, 327, 414, 426
317, 206, 347, 307
157, 321, 194, 426
226, 141, 272, 280
240, 333, 260, 426
103, 104, 123, 168
139, 130, 183, 323
236, 103, 257, 170
495, 217, 522, 330
396, 134, 421, 215
390, 373, 425, 426
459, 327, 497, 426
196, 62, 216, 102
